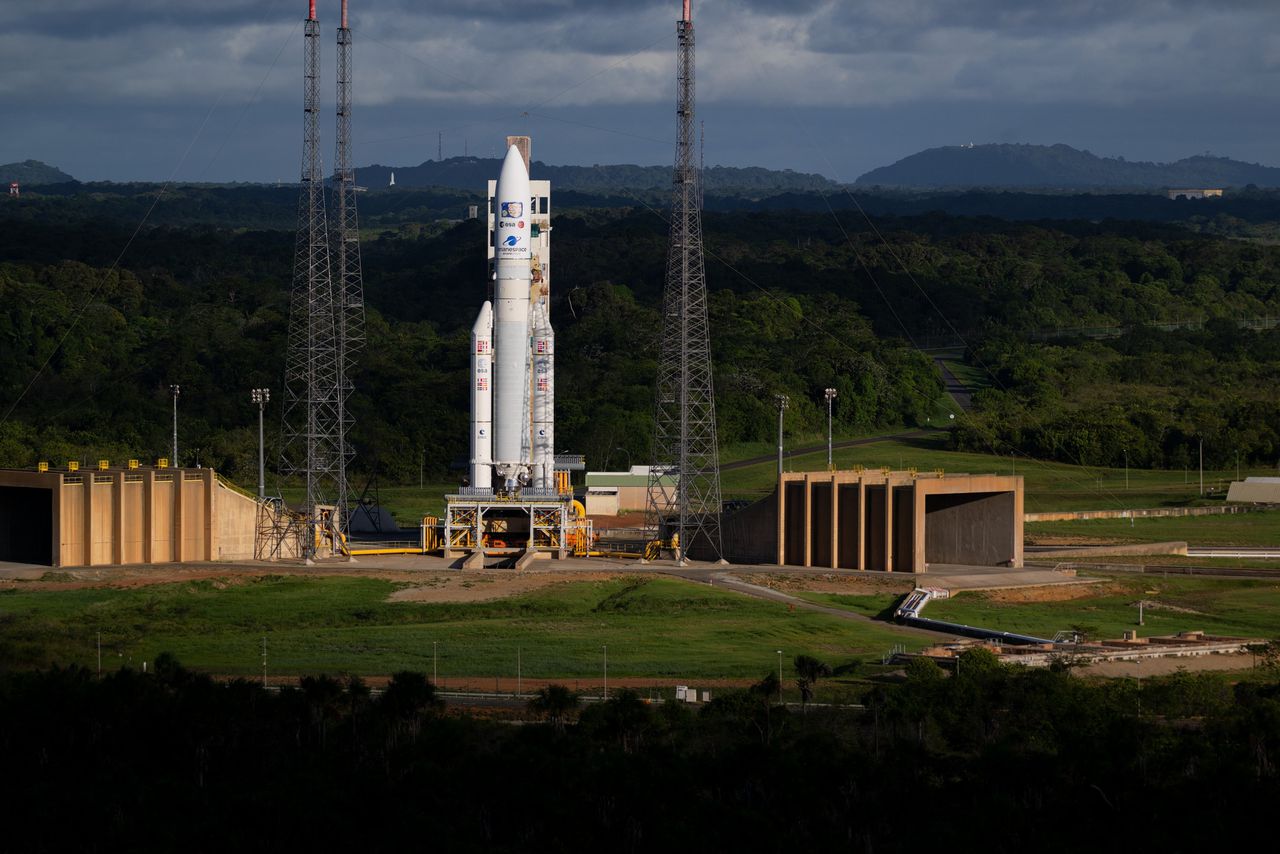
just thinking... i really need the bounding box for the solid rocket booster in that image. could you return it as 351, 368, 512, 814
492, 144, 532, 485
470, 300, 493, 489
531, 300, 554, 489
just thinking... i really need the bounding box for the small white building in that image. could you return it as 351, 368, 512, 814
1167, 188, 1223, 200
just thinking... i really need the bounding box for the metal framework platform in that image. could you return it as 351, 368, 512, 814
443, 488, 579, 558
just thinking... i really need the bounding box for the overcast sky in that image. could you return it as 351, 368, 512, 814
3, 0, 1279, 182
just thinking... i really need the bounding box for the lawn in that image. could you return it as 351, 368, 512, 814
720, 431, 1263, 515
923, 574, 1280, 641
0, 575, 924, 679
1027, 512, 1280, 547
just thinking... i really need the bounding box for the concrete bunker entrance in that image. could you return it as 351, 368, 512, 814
924, 490, 1015, 567
0, 485, 53, 566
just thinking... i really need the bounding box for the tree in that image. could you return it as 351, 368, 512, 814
527, 683, 580, 734
792, 654, 832, 712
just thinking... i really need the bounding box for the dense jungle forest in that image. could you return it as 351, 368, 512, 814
2, 185, 1280, 483
3, 654, 1279, 850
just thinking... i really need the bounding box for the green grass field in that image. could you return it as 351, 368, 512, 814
1027, 512, 1280, 547
924, 574, 1280, 641
795, 574, 1280, 643
0, 575, 922, 679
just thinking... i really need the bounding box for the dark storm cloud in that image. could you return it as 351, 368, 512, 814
3, 0, 1280, 181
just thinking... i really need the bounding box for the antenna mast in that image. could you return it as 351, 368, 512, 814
332, 0, 365, 535
646, 0, 724, 563
281, 0, 344, 560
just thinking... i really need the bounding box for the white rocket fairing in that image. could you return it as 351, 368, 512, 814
469, 300, 493, 489
492, 144, 532, 489
531, 300, 554, 489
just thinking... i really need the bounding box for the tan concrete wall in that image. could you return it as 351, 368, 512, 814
215, 481, 259, 561
122, 479, 144, 564
742, 470, 1023, 572
152, 477, 175, 563
2, 467, 257, 567
181, 475, 207, 562
60, 481, 85, 567
91, 479, 114, 565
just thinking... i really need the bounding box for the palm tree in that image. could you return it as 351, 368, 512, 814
528, 684, 580, 734
793, 654, 832, 713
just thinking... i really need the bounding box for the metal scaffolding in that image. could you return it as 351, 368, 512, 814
646, 2, 724, 563
279, 5, 344, 560
332, 0, 365, 529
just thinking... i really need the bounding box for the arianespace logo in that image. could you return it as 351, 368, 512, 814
501, 201, 523, 218
503, 235, 519, 247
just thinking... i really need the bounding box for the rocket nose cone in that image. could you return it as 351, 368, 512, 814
472, 300, 493, 333
499, 144, 529, 183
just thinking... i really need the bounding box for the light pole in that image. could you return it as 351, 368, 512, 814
169, 384, 180, 466
432, 641, 438, 686
1199, 438, 1204, 496
824, 388, 837, 471
1123, 447, 1128, 490
775, 394, 790, 478
776, 649, 783, 702
614, 446, 633, 472
602, 644, 608, 700
251, 388, 269, 499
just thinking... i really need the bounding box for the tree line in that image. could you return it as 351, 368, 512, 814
2, 653, 1278, 849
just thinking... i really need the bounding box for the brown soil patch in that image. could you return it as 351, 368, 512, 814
981, 580, 1114, 603
1083, 653, 1255, 678
735, 572, 915, 596
1027, 534, 1134, 546
388, 571, 625, 603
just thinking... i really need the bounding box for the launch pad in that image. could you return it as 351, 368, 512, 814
442, 487, 591, 560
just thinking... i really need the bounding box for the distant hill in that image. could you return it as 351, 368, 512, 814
856, 144, 1280, 190
357, 157, 837, 195
0, 160, 75, 185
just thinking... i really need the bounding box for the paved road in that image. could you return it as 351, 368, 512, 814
933, 358, 975, 411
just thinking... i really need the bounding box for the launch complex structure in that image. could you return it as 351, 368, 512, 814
259, 0, 366, 562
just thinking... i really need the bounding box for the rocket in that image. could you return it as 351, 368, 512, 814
470, 143, 554, 494
470, 301, 493, 490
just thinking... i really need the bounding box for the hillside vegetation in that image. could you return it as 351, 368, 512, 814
858, 143, 1280, 189
2, 186, 1279, 484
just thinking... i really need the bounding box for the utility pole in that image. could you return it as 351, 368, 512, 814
97, 631, 102, 678
170, 384, 180, 466
432, 640, 438, 686
261, 636, 267, 686
517, 646, 522, 697
824, 388, 837, 470
1123, 447, 1128, 490
776, 649, 783, 701
602, 644, 608, 701
251, 388, 270, 499
775, 394, 789, 478
1199, 438, 1204, 496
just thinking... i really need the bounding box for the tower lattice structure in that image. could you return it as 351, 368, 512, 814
279, 6, 344, 559
646, 3, 724, 563
332, 1, 365, 527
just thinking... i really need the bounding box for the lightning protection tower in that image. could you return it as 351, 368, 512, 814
332, 0, 365, 527
646, 0, 724, 563
279, 0, 344, 560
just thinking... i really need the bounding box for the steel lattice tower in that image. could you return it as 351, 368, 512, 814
280, 2, 344, 559
332, 0, 365, 526
646, 1, 724, 563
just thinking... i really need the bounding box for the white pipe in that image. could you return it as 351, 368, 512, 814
469, 300, 493, 489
